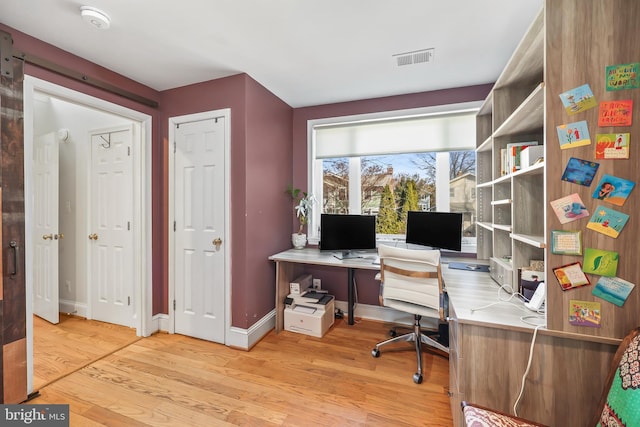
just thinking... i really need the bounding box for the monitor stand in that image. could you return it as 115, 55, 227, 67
333, 251, 362, 260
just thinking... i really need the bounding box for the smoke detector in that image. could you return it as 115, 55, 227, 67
80, 6, 111, 30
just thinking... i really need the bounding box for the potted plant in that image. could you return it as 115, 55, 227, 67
286, 185, 315, 249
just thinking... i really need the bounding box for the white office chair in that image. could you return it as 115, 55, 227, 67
371, 244, 449, 384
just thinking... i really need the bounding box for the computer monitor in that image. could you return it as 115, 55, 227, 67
320, 214, 377, 259
405, 211, 463, 252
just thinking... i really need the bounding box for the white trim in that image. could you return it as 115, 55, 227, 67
58, 300, 88, 318
226, 312, 276, 350
23, 75, 153, 394
168, 109, 232, 344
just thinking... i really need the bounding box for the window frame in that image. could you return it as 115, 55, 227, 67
306, 101, 482, 245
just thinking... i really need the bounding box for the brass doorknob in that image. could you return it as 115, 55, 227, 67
88, 233, 99, 240
213, 238, 222, 246
56, 233, 65, 240
42, 234, 53, 240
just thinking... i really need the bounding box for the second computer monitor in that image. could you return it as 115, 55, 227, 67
405, 211, 463, 252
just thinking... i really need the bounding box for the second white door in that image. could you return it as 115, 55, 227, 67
89, 127, 135, 327
173, 116, 226, 343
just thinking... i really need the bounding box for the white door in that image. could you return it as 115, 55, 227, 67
33, 132, 60, 324
174, 117, 226, 343
89, 127, 134, 327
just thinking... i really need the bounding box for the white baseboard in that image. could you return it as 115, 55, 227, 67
115, 301, 437, 351
59, 299, 87, 318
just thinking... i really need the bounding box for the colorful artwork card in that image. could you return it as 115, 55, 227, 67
559, 84, 597, 115
550, 230, 582, 255
556, 121, 591, 149
595, 133, 630, 159
591, 174, 635, 206
598, 100, 633, 126
583, 248, 619, 277
592, 276, 635, 307
550, 193, 590, 224
569, 300, 601, 328
553, 262, 590, 291
586, 206, 629, 238
606, 62, 640, 91
561, 158, 599, 186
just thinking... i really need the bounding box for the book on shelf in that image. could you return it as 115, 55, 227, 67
505, 141, 538, 173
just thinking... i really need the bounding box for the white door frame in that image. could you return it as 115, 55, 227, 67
168, 109, 231, 343
23, 75, 154, 393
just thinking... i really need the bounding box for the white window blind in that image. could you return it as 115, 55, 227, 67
314, 112, 476, 159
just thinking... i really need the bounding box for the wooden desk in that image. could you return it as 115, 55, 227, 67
442, 266, 618, 427
269, 248, 379, 332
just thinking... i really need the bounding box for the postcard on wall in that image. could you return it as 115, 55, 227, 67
556, 121, 591, 149
550, 193, 589, 224
586, 206, 629, 238
606, 62, 640, 91
569, 300, 601, 328
553, 262, 590, 291
561, 158, 600, 186
598, 100, 633, 127
583, 247, 619, 277
550, 230, 582, 255
592, 276, 635, 307
591, 174, 635, 206
595, 133, 630, 159
559, 84, 597, 115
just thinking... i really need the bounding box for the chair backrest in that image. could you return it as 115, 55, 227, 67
378, 245, 444, 319
594, 326, 640, 426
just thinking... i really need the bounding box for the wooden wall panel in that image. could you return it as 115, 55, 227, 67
545, 0, 640, 338
0, 36, 27, 403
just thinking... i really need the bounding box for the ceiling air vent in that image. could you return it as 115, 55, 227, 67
393, 48, 435, 66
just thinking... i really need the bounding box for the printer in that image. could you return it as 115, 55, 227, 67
284, 290, 335, 338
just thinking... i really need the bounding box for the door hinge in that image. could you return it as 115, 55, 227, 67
128, 221, 131, 231
173, 141, 176, 153
128, 296, 131, 306
128, 146, 131, 156
173, 300, 176, 310
173, 221, 176, 231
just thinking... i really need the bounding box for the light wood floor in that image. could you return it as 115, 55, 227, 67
33, 314, 140, 390
31, 317, 453, 426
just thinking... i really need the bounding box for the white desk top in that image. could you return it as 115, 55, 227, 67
269, 248, 380, 271
269, 248, 545, 332
442, 266, 545, 332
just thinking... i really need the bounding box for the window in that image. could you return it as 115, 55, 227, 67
308, 102, 481, 253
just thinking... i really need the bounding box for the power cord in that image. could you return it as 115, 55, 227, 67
469, 284, 529, 313
513, 323, 546, 417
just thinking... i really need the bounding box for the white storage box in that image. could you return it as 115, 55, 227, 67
284, 299, 334, 338
520, 145, 544, 169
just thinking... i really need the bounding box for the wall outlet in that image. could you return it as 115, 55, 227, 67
65, 280, 71, 292
312, 278, 321, 290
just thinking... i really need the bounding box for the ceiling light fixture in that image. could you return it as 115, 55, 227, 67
80, 6, 111, 30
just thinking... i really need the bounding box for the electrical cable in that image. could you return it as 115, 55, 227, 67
513, 323, 545, 417
469, 284, 529, 313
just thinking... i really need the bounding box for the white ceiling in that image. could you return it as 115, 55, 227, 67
0, 0, 543, 108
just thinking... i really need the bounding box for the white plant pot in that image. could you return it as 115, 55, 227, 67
292, 233, 307, 249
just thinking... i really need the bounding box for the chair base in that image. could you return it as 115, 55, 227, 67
372, 314, 449, 384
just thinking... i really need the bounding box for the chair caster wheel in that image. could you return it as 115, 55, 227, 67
372, 348, 380, 358
413, 373, 423, 384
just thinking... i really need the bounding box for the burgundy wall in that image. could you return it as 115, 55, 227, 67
291, 85, 493, 304
2, 21, 493, 326
161, 76, 293, 328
